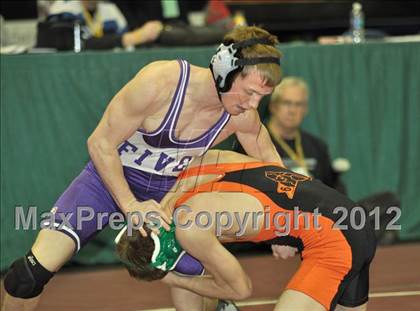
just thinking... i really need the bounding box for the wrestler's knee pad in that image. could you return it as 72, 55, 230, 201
4, 250, 54, 298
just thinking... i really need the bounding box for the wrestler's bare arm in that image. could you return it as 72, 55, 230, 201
230, 110, 284, 165
163, 239, 251, 300
166, 194, 252, 300
87, 61, 177, 213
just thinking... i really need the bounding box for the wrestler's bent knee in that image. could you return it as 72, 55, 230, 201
4, 250, 54, 299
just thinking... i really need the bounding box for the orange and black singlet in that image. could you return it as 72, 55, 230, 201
175, 162, 376, 310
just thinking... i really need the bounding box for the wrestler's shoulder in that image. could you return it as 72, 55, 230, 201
137, 60, 180, 80
126, 61, 178, 90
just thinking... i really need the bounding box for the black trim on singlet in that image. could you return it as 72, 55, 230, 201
219, 165, 358, 222
219, 166, 311, 252
265, 235, 305, 253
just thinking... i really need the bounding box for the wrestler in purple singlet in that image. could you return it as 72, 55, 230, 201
49, 60, 230, 275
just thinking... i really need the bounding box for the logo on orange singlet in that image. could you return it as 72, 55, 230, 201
265, 171, 311, 199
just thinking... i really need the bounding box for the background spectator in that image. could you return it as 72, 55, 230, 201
37, 0, 163, 50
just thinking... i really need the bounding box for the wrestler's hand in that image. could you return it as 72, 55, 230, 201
126, 199, 172, 237
271, 245, 298, 260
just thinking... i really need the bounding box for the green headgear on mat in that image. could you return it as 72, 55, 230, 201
149, 222, 183, 271
114, 223, 183, 272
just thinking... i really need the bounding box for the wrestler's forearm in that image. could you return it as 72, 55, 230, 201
238, 123, 284, 166
88, 142, 136, 213
256, 125, 284, 165
166, 273, 244, 301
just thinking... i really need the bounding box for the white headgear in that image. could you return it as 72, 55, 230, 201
210, 37, 280, 93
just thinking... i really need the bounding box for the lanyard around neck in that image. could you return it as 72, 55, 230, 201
82, 6, 103, 37
268, 121, 308, 171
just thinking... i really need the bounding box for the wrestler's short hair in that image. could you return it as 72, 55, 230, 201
223, 26, 282, 87
116, 227, 168, 282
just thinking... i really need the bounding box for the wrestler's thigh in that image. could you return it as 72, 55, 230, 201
274, 289, 326, 311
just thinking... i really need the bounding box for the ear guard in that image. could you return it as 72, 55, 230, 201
210, 37, 281, 93
149, 223, 183, 271
114, 224, 183, 272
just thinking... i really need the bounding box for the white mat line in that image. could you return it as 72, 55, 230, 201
136, 290, 420, 311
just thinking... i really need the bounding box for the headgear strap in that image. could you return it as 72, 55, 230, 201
210, 37, 281, 94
